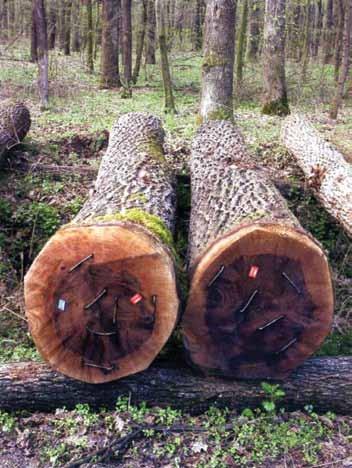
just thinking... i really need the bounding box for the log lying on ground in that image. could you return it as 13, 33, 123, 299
0, 101, 31, 163
182, 121, 334, 380
282, 114, 352, 237
25, 113, 179, 384
0, 357, 352, 414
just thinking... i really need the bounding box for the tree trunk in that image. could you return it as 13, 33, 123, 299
48, 0, 57, 50
194, 0, 205, 50
30, 0, 38, 62
200, 0, 236, 122
236, 0, 249, 90
0, 101, 31, 164
1, 357, 352, 414
322, 0, 334, 64
301, 0, 312, 82
145, 0, 156, 65
155, 0, 176, 113
100, 0, 121, 88
24, 113, 179, 385
312, 0, 323, 57
262, 0, 290, 116
32, 0, 49, 109
333, 0, 344, 82
132, 0, 147, 84
64, 0, 72, 56
282, 114, 352, 237
182, 121, 334, 380
329, 0, 352, 119
246, 0, 261, 61
86, 0, 94, 73
121, 0, 132, 86
71, 0, 81, 53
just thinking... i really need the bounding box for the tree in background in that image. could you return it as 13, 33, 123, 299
155, 0, 176, 113
86, 0, 94, 73
121, 0, 132, 93
247, 0, 262, 61
200, 0, 236, 122
236, 0, 248, 90
100, 0, 120, 88
145, 0, 156, 65
132, 0, 147, 84
262, 0, 290, 116
32, 0, 49, 108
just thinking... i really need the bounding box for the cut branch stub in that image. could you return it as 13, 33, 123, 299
25, 113, 179, 384
182, 121, 334, 380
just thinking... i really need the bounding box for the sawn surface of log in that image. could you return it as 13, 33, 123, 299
25, 113, 179, 384
0, 357, 351, 415
0, 101, 31, 162
282, 114, 352, 237
182, 121, 334, 380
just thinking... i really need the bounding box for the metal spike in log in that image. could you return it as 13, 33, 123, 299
25, 113, 179, 384
182, 121, 334, 380
282, 114, 352, 238
0, 100, 31, 163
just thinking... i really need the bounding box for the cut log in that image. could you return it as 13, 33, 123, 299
182, 121, 334, 380
24, 113, 179, 384
0, 101, 31, 163
282, 114, 352, 238
0, 357, 352, 414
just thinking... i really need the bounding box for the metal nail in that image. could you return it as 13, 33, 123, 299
258, 315, 285, 331
84, 289, 107, 309
208, 265, 225, 288
282, 272, 302, 295
83, 360, 115, 372
239, 290, 258, 314
86, 326, 117, 336
275, 338, 297, 355
69, 254, 94, 273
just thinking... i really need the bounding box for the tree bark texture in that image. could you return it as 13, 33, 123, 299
236, 0, 248, 88
0, 100, 31, 163
24, 113, 179, 384
155, 0, 176, 113
182, 120, 334, 380
333, 0, 344, 82
1, 357, 352, 414
200, 0, 236, 122
322, 0, 334, 63
100, 0, 120, 88
48, 0, 57, 50
86, 0, 94, 73
282, 114, 352, 237
262, 0, 290, 116
247, 0, 261, 61
132, 0, 147, 84
145, 0, 156, 65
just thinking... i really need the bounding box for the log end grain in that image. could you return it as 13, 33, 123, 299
182, 223, 334, 380
24, 222, 179, 384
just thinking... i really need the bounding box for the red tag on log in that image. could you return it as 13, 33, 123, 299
249, 266, 259, 279
130, 293, 143, 305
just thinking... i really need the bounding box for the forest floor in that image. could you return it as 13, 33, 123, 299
0, 45, 352, 467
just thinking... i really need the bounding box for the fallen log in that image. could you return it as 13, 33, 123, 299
182, 121, 334, 380
0, 357, 351, 414
0, 100, 31, 163
282, 114, 352, 237
24, 112, 179, 384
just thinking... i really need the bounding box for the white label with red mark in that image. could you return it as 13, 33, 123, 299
249, 266, 259, 279
130, 293, 143, 305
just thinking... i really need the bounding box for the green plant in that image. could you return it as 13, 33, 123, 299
0, 410, 16, 433
261, 383, 286, 414
74, 403, 99, 427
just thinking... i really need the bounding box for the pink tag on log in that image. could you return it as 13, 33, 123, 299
130, 293, 143, 305
249, 266, 259, 279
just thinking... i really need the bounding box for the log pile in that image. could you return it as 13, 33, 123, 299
0, 357, 352, 415
0, 100, 31, 163
282, 114, 352, 237
24, 113, 179, 384
182, 121, 334, 380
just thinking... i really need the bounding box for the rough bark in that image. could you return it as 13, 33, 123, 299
322, 0, 334, 63
182, 121, 334, 380
24, 113, 179, 384
48, 0, 57, 50
71, 0, 81, 53
333, 0, 344, 82
121, 0, 132, 86
64, 0, 72, 56
145, 0, 156, 65
1, 357, 352, 414
330, 0, 352, 119
0, 100, 31, 164
194, 0, 205, 50
236, 0, 249, 89
86, 0, 94, 73
282, 114, 352, 237
30, 0, 38, 62
155, 0, 176, 113
200, 0, 236, 122
262, 0, 290, 116
100, 0, 121, 88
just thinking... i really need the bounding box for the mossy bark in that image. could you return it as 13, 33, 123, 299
0, 101, 31, 164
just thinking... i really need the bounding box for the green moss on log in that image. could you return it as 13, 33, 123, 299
138, 139, 166, 163
202, 52, 230, 71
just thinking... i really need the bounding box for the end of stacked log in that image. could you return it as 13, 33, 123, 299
182, 120, 334, 380
25, 113, 180, 384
